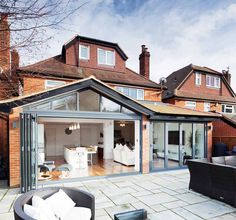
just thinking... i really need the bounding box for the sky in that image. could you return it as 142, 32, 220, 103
21, 0, 236, 91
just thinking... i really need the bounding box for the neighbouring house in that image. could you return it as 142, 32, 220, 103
0, 16, 220, 191
163, 64, 236, 151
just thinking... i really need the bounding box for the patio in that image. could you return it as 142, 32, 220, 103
0, 169, 236, 220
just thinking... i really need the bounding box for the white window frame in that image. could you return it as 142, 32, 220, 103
115, 86, 144, 100
97, 48, 115, 66
79, 45, 90, 60
204, 102, 211, 112
185, 101, 196, 110
45, 80, 66, 89
195, 72, 201, 85
206, 75, 220, 88
222, 104, 234, 114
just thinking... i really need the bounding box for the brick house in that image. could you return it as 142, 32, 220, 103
163, 64, 236, 151
0, 17, 219, 191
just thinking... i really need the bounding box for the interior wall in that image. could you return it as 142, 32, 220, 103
44, 124, 80, 156
114, 122, 134, 145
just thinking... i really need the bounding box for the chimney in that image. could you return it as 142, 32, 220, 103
139, 45, 150, 79
11, 49, 19, 70
222, 67, 231, 85
0, 13, 10, 72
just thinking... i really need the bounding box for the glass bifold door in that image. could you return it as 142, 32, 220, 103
151, 122, 206, 170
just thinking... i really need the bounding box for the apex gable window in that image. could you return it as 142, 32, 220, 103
79, 45, 90, 60
206, 75, 220, 88
185, 101, 196, 110
195, 72, 201, 85
45, 80, 66, 89
98, 48, 115, 66
204, 102, 211, 112
116, 86, 144, 100
222, 104, 234, 114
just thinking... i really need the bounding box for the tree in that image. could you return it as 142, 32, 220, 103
0, 0, 85, 99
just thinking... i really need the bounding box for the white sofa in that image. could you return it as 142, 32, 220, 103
113, 144, 135, 166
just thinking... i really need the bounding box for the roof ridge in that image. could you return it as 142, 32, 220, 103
126, 67, 162, 87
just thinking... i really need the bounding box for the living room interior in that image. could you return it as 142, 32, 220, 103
37, 117, 140, 182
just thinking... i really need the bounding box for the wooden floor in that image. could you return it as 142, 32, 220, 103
39, 154, 135, 182
152, 157, 179, 169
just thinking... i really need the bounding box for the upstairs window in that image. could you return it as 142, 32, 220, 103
45, 80, 66, 89
222, 104, 234, 114
195, 72, 201, 85
98, 48, 115, 66
116, 86, 144, 100
204, 102, 211, 112
185, 101, 196, 110
79, 45, 89, 60
206, 75, 220, 88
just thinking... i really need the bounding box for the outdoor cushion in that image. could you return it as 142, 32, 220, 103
23, 204, 39, 219
32, 196, 57, 220
225, 156, 236, 167
211, 156, 225, 165
46, 189, 75, 219
61, 207, 91, 220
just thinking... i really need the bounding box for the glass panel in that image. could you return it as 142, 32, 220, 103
32, 102, 51, 110
137, 89, 144, 100
121, 107, 134, 114
129, 88, 137, 99
98, 49, 106, 64
167, 123, 179, 168
123, 87, 129, 96
193, 124, 205, 159
52, 94, 77, 110
80, 46, 88, 59
106, 51, 114, 65
100, 96, 121, 112
45, 80, 65, 89
181, 123, 193, 165
153, 122, 165, 169
79, 90, 100, 111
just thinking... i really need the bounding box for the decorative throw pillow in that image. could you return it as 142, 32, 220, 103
24, 204, 40, 219
46, 189, 75, 219
61, 207, 91, 220
32, 196, 58, 220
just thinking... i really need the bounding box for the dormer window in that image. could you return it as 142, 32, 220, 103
195, 72, 201, 85
98, 48, 115, 66
79, 45, 89, 60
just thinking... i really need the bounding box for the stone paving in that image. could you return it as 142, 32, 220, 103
0, 169, 236, 220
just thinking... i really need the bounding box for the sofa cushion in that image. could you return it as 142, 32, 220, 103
115, 144, 123, 151
211, 156, 226, 165
46, 189, 75, 219
61, 207, 91, 220
225, 156, 236, 167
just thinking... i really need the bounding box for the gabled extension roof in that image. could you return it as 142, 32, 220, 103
163, 64, 236, 103
18, 55, 162, 89
63, 35, 128, 61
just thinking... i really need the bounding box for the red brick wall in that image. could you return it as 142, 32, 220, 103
65, 41, 126, 72
144, 89, 161, 101
142, 115, 150, 173
9, 107, 21, 187
180, 73, 233, 97
164, 98, 222, 112
23, 77, 72, 95
212, 120, 236, 151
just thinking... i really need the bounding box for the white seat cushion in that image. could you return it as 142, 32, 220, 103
31, 196, 58, 220
46, 189, 75, 219
62, 207, 91, 220
24, 204, 40, 219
